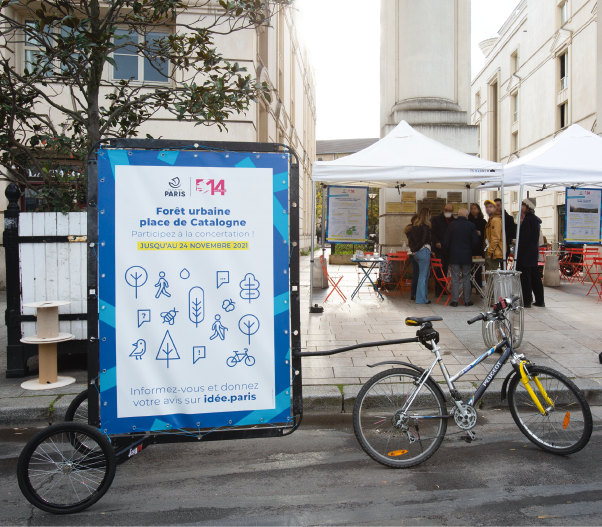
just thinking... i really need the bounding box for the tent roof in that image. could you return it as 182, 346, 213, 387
484, 124, 602, 190
311, 121, 503, 189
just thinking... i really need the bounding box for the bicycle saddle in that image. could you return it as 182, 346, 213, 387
405, 316, 443, 326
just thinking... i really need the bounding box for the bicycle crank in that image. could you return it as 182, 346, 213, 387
451, 404, 478, 431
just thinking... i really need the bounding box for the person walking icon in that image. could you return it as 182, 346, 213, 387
155, 272, 171, 298
210, 314, 228, 341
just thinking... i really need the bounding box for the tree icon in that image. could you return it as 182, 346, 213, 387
156, 330, 180, 368
189, 286, 204, 327
238, 314, 260, 344
239, 273, 260, 303
125, 266, 148, 298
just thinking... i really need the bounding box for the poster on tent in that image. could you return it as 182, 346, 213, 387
565, 188, 602, 244
325, 186, 369, 244
96, 149, 292, 435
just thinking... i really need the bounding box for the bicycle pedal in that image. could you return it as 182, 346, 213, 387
462, 431, 476, 443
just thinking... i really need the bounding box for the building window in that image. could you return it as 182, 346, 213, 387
512, 132, 519, 152
512, 93, 519, 123
24, 20, 55, 76
113, 30, 169, 83
560, 102, 568, 129
559, 52, 568, 90
475, 91, 480, 110
510, 50, 519, 74
512, 191, 519, 203
560, 1, 569, 25
477, 124, 481, 157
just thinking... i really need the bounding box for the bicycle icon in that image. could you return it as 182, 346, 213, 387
226, 348, 255, 367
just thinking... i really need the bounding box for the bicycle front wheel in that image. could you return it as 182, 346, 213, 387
508, 365, 593, 454
353, 368, 447, 468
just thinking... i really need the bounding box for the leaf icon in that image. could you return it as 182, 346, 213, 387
239, 273, 260, 304
189, 287, 204, 327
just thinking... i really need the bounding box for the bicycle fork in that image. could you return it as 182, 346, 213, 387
518, 361, 555, 415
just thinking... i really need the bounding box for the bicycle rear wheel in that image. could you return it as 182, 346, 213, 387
353, 368, 447, 468
508, 365, 592, 454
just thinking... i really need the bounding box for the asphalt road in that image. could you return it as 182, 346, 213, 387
1, 408, 602, 526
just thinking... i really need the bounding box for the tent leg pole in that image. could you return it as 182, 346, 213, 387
502, 183, 507, 270
309, 180, 323, 314
515, 185, 524, 270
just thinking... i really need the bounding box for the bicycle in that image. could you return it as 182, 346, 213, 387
353, 296, 593, 468
226, 348, 255, 367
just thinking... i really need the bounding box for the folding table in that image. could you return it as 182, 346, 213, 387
351, 256, 384, 300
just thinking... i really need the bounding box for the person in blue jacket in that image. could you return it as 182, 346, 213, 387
443, 208, 480, 307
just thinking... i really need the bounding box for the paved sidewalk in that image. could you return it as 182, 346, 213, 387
2, 253, 602, 425
299, 251, 602, 406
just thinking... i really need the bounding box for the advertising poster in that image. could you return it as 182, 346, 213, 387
565, 188, 602, 244
325, 186, 369, 243
97, 149, 291, 434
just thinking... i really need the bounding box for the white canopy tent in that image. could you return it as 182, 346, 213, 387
308, 121, 504, 311
312, 121, 502, 189
480, 124, 602, 268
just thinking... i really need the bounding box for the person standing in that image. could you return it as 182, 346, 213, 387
408, 208, 432, 305
404, 215, 419, 300
468, 203, 487, 289
443, 208, 480, 307
516, 199, 545, 308
431, 203, 456, 294
484, 200, 503, 271
495, 197, 516, 257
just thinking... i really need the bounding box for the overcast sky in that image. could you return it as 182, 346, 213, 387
296, 0, 520, 140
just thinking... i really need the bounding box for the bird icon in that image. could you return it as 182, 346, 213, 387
129, 339, 146, 360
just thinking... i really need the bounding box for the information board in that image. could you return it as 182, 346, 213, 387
96, 149, 291, 434
565, 188, 602, 244
325, 186, 368, 244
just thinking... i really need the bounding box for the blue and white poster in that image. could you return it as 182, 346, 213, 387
325, 186, 369, 244
97, 149, 291, 434
565, 188, 602, 244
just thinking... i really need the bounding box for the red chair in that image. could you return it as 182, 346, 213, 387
586, 256, 602, 296
431, 259, 463, 306
320, 255, 346, 302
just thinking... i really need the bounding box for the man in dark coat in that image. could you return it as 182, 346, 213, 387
443, 208, 480, 307
431, 203, 456, 294
516, 199, 545, 308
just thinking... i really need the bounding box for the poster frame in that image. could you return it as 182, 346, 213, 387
87, 139, 302, 440
564, 187, 602, 245
325, 185, 369, 245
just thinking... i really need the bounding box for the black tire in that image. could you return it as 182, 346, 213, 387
65, 389, 89, 424
17, 422, 116, 514
353, 368, 447, 468
508, 365, 593, 455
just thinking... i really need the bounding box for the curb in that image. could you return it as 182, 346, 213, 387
2, 380, 601, 427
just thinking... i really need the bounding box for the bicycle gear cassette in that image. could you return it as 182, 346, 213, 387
451, 404, 478, 431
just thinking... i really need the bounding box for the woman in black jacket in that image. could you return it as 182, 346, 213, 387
408, 207, 432, 304
468, 204, 487, 289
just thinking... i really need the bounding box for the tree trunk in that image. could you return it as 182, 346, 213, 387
86, 0, 103, 151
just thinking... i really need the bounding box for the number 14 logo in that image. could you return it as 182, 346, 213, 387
196, 179, 226, 195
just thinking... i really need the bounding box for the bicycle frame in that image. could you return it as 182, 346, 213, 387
404, 338, 513, 417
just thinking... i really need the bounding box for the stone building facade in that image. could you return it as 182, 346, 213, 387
472, 0, 600, 242
1, 1, 317, 249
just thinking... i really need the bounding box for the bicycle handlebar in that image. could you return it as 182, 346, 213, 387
467, 313, 484, 325
466, 296, 522, 325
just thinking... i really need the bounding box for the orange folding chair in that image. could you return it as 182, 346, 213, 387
586, 256, 602, 296
567, 249, 586, 284
431, 259, 463, 306
320, 255, 346, 302
581, 248, 600, 285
